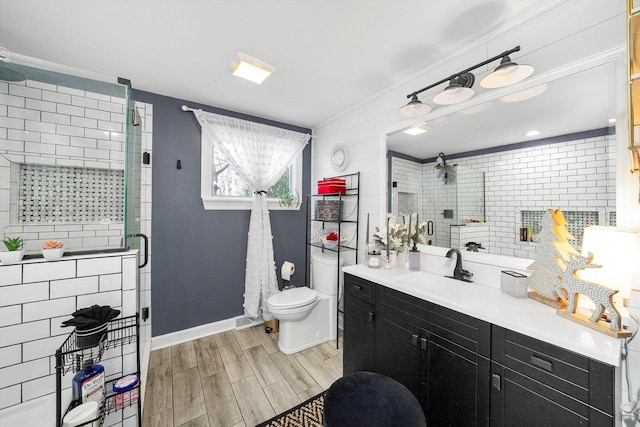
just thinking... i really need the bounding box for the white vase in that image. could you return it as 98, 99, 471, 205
397, 250, 408, 268
384, 250, 398, 268
0, 250, 25, 264
42, 248, 64, 261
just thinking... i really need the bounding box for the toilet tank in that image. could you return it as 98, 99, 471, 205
311, 253, 344, 296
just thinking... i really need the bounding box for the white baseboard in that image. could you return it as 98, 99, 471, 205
150, 315, 258, 350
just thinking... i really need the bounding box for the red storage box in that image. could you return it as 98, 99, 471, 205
318, 178, 346, 195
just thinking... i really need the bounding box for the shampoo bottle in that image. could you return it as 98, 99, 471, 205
72, 359, 105, 406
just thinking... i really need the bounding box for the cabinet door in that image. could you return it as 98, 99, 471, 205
421, 331, 490, 427
490, 363, 612, 427
343, 291, 375, 374
374, 308, 421, 397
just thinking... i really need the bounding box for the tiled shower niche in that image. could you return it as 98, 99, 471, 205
520, 209, 606, 249
17, 164, 124, 223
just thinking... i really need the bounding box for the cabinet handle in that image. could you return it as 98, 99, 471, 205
530, 355, 553, 372
368, 312, 374, 322
420, 337, 427, 351
353, 284, 362, 291
492, 373, 501, 391
412, 334, 418, 347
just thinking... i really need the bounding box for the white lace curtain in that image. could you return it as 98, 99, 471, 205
192, 110, 310, 320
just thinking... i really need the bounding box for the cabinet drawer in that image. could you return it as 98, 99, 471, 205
344, 274, 375, 304
377, 285, 490, 356
492, 326, 615, 416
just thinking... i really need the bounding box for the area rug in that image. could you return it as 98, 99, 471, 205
256, 392, 324, 427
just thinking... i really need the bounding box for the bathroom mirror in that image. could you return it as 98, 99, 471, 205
385, 55, 620, 259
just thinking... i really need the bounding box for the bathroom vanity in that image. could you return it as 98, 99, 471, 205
342, 265, 620, 426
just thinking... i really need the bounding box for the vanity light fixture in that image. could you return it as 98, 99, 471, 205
398, 45, 533, 118
499, 83, 547, 103
432, 73, 475, 105
231, 52, 275, 85
397, 94, 432, 117
403, 123, 430, 135
480, 54, 534, 88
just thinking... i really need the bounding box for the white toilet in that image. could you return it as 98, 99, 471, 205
267, 253, 343, 354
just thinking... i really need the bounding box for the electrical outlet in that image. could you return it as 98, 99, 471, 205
142, 307, 149, 321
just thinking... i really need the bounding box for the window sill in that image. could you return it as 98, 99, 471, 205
201, 196, 301, 211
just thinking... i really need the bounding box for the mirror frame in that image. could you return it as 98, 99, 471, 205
378, 47, 629, 259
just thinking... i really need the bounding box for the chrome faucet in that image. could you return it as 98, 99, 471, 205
445, 248, 473, 282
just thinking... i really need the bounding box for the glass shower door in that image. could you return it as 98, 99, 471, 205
124, 85, 142, 254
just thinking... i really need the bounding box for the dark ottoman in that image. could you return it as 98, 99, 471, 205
323, 371, 426, 427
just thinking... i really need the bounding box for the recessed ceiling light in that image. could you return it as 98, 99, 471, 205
403, 124, 429, 136
524, 130, 540, 137
231, 52, 275, 85
609, 118, 616, 124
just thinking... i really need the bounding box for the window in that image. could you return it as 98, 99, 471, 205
201, 134, 303, 210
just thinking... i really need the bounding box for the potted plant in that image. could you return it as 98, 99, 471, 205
1, 236, 25, 264
42, 240, 65, 261
279, 190, 301, 209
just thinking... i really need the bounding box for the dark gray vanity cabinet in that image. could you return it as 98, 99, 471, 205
343, 273, 616, 427
343, 274, 376, 374
490, 326, 615, 427
345, 273, 491, 426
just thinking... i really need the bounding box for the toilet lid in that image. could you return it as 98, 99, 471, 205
268, 287, 317, 309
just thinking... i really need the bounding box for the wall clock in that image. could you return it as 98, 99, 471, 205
330, 144, 348, 171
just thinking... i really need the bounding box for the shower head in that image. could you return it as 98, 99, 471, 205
0, 61, 25, 82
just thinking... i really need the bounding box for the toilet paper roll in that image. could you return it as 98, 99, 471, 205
281, 261, 295, 281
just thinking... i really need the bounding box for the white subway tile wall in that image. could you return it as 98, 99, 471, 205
391, 134, 616, 258
0, 254, 137, 414
0, 79, 129, 254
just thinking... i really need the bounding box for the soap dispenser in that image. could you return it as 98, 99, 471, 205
409, 243, 421, 271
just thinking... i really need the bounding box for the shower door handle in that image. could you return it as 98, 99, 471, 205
134, 233, 148, 268
427, 221, 434, 236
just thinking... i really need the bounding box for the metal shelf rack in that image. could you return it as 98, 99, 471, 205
305, 171, 359, 348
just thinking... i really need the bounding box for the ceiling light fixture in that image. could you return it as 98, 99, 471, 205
403, 123, 429, 135
432, 73, 475, 105
525, 130, 540, 137
397, 94, 432, 117
231, 52, 275, 85
499, 83, 547, 103
480, 54, 534, 88
398, 45, 533, 118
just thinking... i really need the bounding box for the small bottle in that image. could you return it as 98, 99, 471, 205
72, 359, 105, 406
408, 246, 420, 271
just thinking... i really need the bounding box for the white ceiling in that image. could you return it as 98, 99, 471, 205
0, 0, 550, 129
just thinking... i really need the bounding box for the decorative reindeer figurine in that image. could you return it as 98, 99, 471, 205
554, 253, 623, 331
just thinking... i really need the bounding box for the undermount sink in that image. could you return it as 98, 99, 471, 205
395, 271, 439, 285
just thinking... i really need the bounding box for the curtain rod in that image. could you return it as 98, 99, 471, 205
181, 105, 198, 112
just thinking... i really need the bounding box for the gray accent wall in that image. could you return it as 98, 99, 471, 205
134, 90, 311, 337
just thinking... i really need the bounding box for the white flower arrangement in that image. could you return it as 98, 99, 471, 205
373, 213, 427, 251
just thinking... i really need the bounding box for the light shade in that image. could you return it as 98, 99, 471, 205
433, 85, 474, 105
580, 226, 639, 302
433, 73, 475, 106
231, 52, 275, 84
398, 95, 432, 118
499, 83, 547, 103
480, 55, 534, 88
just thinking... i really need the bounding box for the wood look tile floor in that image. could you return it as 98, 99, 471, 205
142, 326, 343, 427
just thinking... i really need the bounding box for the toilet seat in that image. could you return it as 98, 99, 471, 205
268, 287, 317, 309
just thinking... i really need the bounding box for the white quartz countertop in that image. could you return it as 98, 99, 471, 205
343, 264, 622, 366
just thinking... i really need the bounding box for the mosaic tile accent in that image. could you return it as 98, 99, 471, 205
18, 164, 124, 223
398, 191, 418, 216
521, 210, 599, 246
